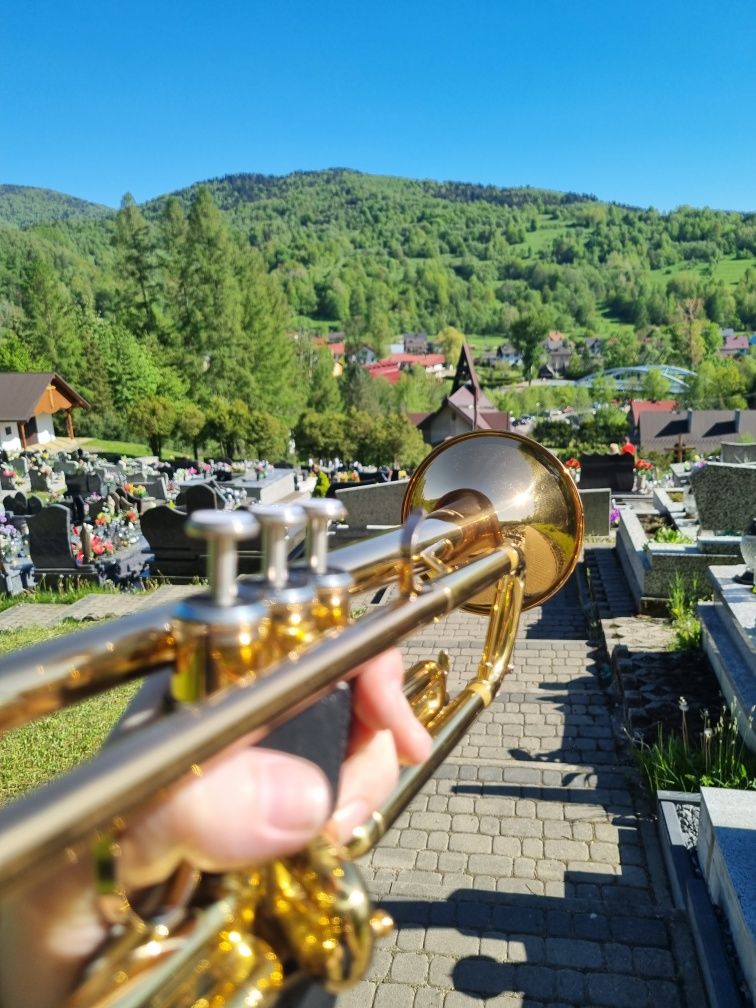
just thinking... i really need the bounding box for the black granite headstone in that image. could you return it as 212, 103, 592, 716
578, 453, 635, 492
28, 504, 78, 571
185, 483, 224, 515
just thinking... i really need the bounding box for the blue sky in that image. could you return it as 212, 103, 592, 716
2, 0, 754, 212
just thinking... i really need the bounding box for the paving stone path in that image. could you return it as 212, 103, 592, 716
344, 555, 707, 1008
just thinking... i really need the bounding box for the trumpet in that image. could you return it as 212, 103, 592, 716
0, 431, 583, 1007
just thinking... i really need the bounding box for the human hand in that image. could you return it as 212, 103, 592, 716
1, 648, 431, 1007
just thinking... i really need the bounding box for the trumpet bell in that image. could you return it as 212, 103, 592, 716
402, 431, 583, 613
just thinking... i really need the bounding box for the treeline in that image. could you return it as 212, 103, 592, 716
0, 183, 434, 459
0, 170, 755, 455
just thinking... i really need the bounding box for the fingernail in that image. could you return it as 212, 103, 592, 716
258, 753, 331, 835
330, 799, 371, 842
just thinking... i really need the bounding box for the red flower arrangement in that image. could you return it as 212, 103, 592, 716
565, 458, 581, 470
634, 459, 654, 472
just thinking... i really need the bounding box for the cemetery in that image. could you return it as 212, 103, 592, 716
1, 432, 754, 1008
0, 448, 304, 592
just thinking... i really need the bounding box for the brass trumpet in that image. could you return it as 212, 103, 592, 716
0, 431, 583, 1007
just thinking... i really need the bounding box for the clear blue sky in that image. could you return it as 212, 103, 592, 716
2, 0, 754, 212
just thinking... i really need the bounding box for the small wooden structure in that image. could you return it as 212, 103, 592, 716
0, 372, 89, 451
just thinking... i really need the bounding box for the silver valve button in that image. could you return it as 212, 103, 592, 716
253, 505, 305, 590
299, 498, 346, 575
186, 509, 259, 607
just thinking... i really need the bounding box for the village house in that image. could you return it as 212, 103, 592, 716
719, 333, 749, 358
543, 331, 574, 373
497, 343, 523, 367
638, 407, 756, 456
412, 344, 510, 446
0, 371, 89, 452
401, 332, 430, 354
365, 352, 446, 384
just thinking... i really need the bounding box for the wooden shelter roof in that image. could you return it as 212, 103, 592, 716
0, 372, 90, 421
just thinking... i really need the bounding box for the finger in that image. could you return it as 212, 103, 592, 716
352, 649, 432, 764
328, 729, 400, 843
120, 748, 332, 888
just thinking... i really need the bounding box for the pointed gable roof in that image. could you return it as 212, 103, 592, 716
450, 343, 482, 397
0, 371, 89, 421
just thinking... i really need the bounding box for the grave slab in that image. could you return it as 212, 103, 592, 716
699, 565, 756, 752
697, 787, 756, 1005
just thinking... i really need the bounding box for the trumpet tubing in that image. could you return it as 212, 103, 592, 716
0, 432, 583, 1008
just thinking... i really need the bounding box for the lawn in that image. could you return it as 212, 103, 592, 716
0, 621, 139, 802
651, 254, 756, 288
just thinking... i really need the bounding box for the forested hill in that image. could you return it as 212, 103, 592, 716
0, 185, 113, 228
0, 167, 755, 450
147, 168, 756, 336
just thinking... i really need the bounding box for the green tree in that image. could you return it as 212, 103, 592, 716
510, 307, 552, 383
129, 395, 177, 457
0, 330, 41, 371
340, 360, 384, 416
113, 193, 159, 338
685, 359, 747, 409
174, 402, 206, 459
239, 250, 304, 423
179, 188, 244, 398
360, 413, 427, 467
294, 409, 349, 460
203, 396, 250, 457
640, 367, 671, 402
589, 371, 619, 406
157, 196, 189, 344
19, 255, 78, 373
245, 410, 290, 460
306, 343, 342, 412
434, 325, 465, 362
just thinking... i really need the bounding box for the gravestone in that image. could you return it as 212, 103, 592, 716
185, 483, 225, 514
578, 453, 635, 492
0, 555, 24, 596
0, 473, 17, 492
720, 441, 756, 465
12, 457, 29, 478
690, 462, 756, 534
141, 504, 262, 582
29, 470, 53, 493
134, 477, 169, 501
27, 496, 43, 515
27, 504, 78, 571
13, 492, 27, 514
2, 495, 16, 514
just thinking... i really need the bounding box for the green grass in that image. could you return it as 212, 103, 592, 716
522, 216, 569, 254
634, 704, 756, 794
651, 254, 756, 287
79, 437, 183, 459
0, 620, 139, 803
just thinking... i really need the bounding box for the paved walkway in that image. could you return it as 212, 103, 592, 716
344, 552, 707, 1008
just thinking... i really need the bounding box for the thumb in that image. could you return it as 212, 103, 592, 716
121, 748, 332, 888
